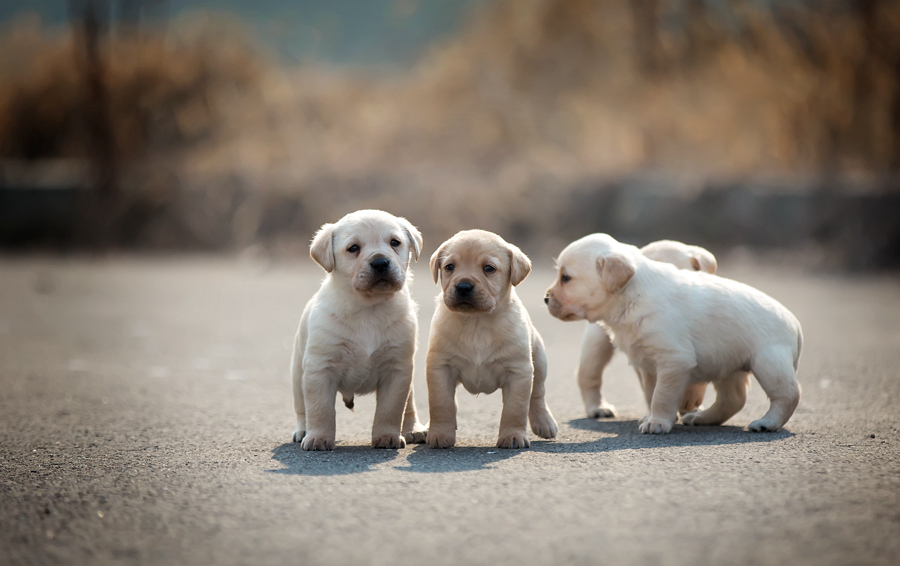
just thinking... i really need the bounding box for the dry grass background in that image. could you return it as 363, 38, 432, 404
1, 0, 899, 260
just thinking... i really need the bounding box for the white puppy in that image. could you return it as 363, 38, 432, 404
577, 240, 718, 419
426, 230, 557, 449
291, 210, 427, 450
546, 234, 802, 434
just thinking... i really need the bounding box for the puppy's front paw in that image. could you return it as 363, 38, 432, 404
748, 418, 780, 432
426, 428, 455, 449
402, 425, 428, 444
300, 434, 335, 451
587, 403, 617, 419
372, 434, 406, 449
679, 392, 705, 414
678, 405, 705, 419
680, 411, 702, 426
638, 414, 650, 426
292, 430, 305, 443
638, 417, 673, 435
530, 413, 558, 439
497, 432, 530, 449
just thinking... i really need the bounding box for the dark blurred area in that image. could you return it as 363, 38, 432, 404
1, 0, 899, 269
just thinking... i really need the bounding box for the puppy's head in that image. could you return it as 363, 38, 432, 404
429, 230, 531, 314
545, 234, 637, 322
310, 210, 423, 296
640, 240, 717, 274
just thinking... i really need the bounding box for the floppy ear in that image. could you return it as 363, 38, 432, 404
399, 217, 423, 262
508, 243, 532, 286
429, 243, 446, 285
309, 223, 335, 272
596, 252, 636, 294
691, 250, 717, 274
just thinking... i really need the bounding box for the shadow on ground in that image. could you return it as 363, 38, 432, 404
268, 420, 793, 475
394, 444, 524, 473
554, 418, 796, 452
268, 443, 405, 476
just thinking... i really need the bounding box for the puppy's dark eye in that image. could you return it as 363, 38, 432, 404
561, 274, 571, 283
483, 265, 495, 273
390, 239, 401, 248
445, 264, 454, 272
347, 244, 360, 253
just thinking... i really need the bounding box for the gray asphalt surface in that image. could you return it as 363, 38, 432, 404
1, 255, 899, 566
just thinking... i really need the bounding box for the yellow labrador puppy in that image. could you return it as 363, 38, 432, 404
291, 210, 427, 450
577, 240, 718, 419
426, 230, 557, 449
546, 233, 802, 434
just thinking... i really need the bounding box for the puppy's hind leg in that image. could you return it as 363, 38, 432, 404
679, 383, 708, 415
528, 331, 558, 439
401, 384, 428, 444
681, 372, 749, 427
576, 323, 617, 418
747, 346, 801, 432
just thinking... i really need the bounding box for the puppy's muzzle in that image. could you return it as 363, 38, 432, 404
358, 254, 403, 293
371, 258, 391, 273
455, 282, 474, 298
446, 279, 488, 312
544, 291, 563, 318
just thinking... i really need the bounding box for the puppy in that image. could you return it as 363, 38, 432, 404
291, 210, 427, 450
640, 240, 717, 273
577, 240, 717, 419
546, 234, 802, 434
426, 230, 557, 449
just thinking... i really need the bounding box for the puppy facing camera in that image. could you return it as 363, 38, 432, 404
575, 240, 718, 420
546, 233, 802, 435
425, 230, 557, 449
290, 209, 427, 450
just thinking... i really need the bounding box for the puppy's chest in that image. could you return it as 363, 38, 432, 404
611, 327, 654, 369
307, 315, 411, 388
449, 337, 531, 394
338, 329, 404, 368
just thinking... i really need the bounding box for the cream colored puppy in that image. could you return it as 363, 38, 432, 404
546, 233, 802, 434
577, 240, 718, 419
426, 230, 557, 449
291, 209, 427, 450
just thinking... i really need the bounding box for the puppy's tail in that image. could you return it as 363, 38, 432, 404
342, 394, 354, 411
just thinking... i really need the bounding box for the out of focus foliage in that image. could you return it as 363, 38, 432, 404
1, 1, 899, 264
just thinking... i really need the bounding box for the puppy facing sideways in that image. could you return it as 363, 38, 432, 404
426, 230, 557, 449
291, 210, 428, 450
577, 240, 718, 419
546, 234, 802, 434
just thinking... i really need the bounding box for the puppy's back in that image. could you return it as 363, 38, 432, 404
636, 261, 802, 360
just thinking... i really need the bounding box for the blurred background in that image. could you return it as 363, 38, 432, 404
1, 0, 899, 269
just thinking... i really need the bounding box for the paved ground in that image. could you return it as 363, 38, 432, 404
1, 254, 899, 566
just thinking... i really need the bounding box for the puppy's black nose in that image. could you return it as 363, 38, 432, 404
371, 258, 390, 273
455, 282, 474, 296
544, 295, 550, 305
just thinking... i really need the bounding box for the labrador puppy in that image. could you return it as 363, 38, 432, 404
546, 234, 802, 434
426, 230, 557, 449
291, 209, 427, 450
577, 240, 718, 419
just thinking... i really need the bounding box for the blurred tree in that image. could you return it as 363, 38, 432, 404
69, 0, 116, 201
630, 0, 665, 76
